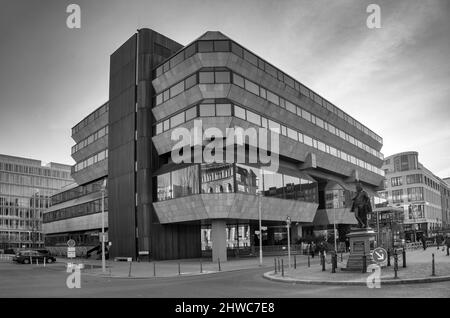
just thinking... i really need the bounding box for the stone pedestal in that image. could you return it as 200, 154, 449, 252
211, 220, 227, 262
343, 228, 376, 272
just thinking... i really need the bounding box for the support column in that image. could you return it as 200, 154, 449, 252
211, 220, 227, 262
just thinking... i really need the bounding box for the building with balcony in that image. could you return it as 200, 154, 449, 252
0, 154, 72, 250
44, 29, 386, 261
378, 151, 450, 241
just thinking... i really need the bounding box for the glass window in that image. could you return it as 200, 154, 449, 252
215, 71, 230, 83
266, 91, 279, 105
156, 123, 163, 135
199, 72, 214, 84
246, 110, 260, 126
157, 173, 171, 201
163, 90, 170, 102
236, 164, 262, 195
268, 120, 280, 133
285, 100, 296, 113
97, 151, 105, 162
170, 52, 184, 68
185, 106, 197, 121
172, 166, 199, 198
298, 132, 304, 143
301, 110, 311, 121
281, 126, 287, 136
170, 81, 184, 98
243, 50, 258, 66
244, 79, 259, 95
303, 135, 313, 146
232, 73, 245, 88
185, 74, 197, 89
163, 61, 170, 73
316, 117, 324, 129
261, 117, 268, 128
214, 40, 229, 51
200, 104, 215, 117
185, 43, 196, 58
170, 112, 185, 128
198, 41, 214, 52
287, 128, 298, 141
234, 105, 246, 120
231, 42, 244, 58
259, 87, 266, 99
263, 172, 283, 195
216, 103, 232, 116
265, 63, 277, 78
156, 66, 163, 77
163, 119, 170, 131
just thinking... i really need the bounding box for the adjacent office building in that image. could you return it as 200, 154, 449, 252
379, 151, 450, 241
43, 103, 109, 256
43, 29, 385, 261
0, 154, 72, 250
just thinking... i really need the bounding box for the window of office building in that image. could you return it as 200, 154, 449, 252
392, 189, 403, 203
391, 176, 403, 187
407, 187, 424, 202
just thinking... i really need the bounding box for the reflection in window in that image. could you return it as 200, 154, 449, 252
201, 163, 234, 194
156, 166, 199, 201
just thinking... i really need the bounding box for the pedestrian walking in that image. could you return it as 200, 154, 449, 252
421, 235, 427, 250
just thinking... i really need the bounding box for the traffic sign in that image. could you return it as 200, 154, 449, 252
67, 246, 76, 258
67, 239, 76, 247
372, 247, 387, 264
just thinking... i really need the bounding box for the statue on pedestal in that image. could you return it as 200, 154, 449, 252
351, 182, 372, 228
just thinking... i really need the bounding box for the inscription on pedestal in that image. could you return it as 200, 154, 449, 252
353, 241, 365, 253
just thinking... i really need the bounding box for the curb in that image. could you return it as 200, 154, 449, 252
262, 271, 450, 286
82, 265, 271, 279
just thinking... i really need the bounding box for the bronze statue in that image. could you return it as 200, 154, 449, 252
351, 182, 372, 228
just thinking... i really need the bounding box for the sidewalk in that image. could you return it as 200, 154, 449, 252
57, 255, 283, 278
264, 248, 450, 285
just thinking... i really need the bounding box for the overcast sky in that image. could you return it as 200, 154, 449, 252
0, 0, 449, 177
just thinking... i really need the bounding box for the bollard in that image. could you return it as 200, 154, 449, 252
36, 258, 39, 266
447, 246, 449, 256
387, 249, 391, 267
331, 254, 336, 274
307, 255, 310, 267
402, 248, 406, 268
29, 256, 32, 264
153, 262, 156, 277
218, 258, 221, 272
294, 255, 296, 269
178, 262, 181, 275
281, 259, 284, 277
362, 254, 367, 273
43, 257, 46, 267
321, 254, 325, 271
128, 261, 132, 278
274, 258, 277, 274
278, 258, 281, 272
394, 252, 398, 279
200, 259, 203, 273
432, 254, 435, 276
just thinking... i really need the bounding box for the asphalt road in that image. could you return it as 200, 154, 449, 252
0, 261, 449, 298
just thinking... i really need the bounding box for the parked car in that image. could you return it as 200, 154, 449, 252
13, 250, 56, 264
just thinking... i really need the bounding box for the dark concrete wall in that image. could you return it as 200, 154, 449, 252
109, 29, 201, 260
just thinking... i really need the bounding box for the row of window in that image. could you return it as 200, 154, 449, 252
0, 172, 72, 191
387, 174, 447, 193
43, 198, 108, 223
156, 163, 318, 203
155, 100, 384, 176
0, 162, 71, 180
154, 39, 382, 144
72, 149, 108, 173
0, 231, 43, 243
71, 125, 109, 154
155, 69, 383, 160
0, 218, 40, 231
72, 102, 109, 135
45, 231, 101, 247
51, 178, 107, 206
390, 188, 425, 204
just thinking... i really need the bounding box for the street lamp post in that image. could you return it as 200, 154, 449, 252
286, 216, 291, 271
101, 179, 107, 273
258, 190, 262, 266
333, 209, 337, 253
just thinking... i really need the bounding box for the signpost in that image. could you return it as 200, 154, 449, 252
67, 239, 76, 258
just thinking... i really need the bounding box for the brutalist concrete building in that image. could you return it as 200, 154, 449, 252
44, 29, 385, 261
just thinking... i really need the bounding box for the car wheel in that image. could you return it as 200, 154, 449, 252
23, 259, 30, 264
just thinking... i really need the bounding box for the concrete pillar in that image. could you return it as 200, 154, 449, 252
211, 220, 227, 262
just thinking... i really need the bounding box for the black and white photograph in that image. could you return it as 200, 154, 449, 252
0, 0, 449, 307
